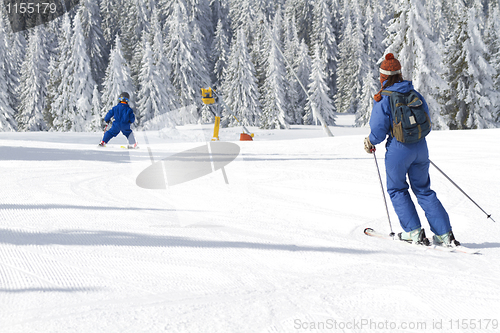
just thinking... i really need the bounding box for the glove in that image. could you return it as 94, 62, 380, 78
103, 120, 110, 130
364, 137, 375, 154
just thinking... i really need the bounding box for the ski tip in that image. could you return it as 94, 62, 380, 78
364, 228, 374, 235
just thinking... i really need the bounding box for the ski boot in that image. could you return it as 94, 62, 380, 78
433, 230, 460, 247
127, 142, 138, 149
98, 141, 106, 147
398, 227, 430, 246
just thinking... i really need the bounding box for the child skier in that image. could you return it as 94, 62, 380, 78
99, 92, 137, 148
364, 53, 460, 247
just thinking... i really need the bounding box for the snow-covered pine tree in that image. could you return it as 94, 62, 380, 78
186, 0, 213, 52
294, 39, 312, 123
249, 11, 269, 91
487, 5, 500, 104
137, 40, 174, 126
335, 4, 368, 115
0, 12, 18, 130
442, 7, 500, 129
45, 57, 59, 130
357, 69, 378, 127
157, 0, 176, 26
424, 0, 447, 48
150, 6, 179, 114
121, 0, 151, 63
1, 6, 26, 92
486, 3, 500, 100
221, 29, 261, 127
100, 0, 120, 45
312, 0, 338, 100
90, 84, 102, 131
101, 35, 135, 115
70, 14, 96, 131
364, 0, 386, 68
260, 22, 290, 130
210, 0, 230, 30
284, 0, 313, 46
166, 1, 210, 116
0, 21, 16, 130
49, 14, 95, 132
211, 19, 231, 88
44, 18, 60, 66
17, 24, 50, 131
356, 0, 385, 126
471, 0, 486, 30
130, 32, 147, 90
191, 19, 211, 95
229, 0, 256, 38
78, 0, 107, 85
304, 43, 335, 126
283, 13, 301, 124
48, 14, 73, 131
329, 0, 342, 41
383, 0, 448, 129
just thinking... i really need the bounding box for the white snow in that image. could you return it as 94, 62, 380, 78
1, 114, 499, 332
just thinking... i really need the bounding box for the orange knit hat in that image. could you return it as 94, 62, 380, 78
373, 53, 402, 102
379, 53, 401, 84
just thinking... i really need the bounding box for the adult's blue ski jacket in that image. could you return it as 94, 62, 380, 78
368, 80, 451, 236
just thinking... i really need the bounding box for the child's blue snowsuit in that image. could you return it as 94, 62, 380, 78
103, 102, 136, 144
368, 80, 451, 236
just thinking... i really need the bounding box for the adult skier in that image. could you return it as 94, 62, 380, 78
98, 92, 137, 148
363, 53, 460, 247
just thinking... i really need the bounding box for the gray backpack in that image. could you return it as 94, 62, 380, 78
381, 89, 431, 144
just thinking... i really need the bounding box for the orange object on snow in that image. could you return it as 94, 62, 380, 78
240, 133, 253, 141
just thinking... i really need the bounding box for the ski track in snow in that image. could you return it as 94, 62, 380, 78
0, 118, 500, 332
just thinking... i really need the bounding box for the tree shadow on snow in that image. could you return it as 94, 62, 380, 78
461, 242, 500, 249
0, 287, 101, 293
0, 203, 175, 212
0, 229, 376, 255
241, 153, 370, 162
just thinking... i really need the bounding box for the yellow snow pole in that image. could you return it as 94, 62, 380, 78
212, 116, 221, 141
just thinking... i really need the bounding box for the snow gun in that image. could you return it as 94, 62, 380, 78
201, 87, 254, 141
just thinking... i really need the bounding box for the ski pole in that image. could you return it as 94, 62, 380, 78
372, 150, 395, 236
429, 159, 495, 222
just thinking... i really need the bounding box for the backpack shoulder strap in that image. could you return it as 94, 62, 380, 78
406, 90, 423, 107
381, 90, 393, 97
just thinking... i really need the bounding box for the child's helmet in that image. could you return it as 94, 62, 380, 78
119, 92, 130, 103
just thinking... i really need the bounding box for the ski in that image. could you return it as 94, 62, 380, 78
364, 228, 480, 255
120, 145, 139, 149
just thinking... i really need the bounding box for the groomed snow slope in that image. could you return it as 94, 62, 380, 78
1, 115, 499, 332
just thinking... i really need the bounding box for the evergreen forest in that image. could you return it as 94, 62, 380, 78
0, 0, 499, 132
